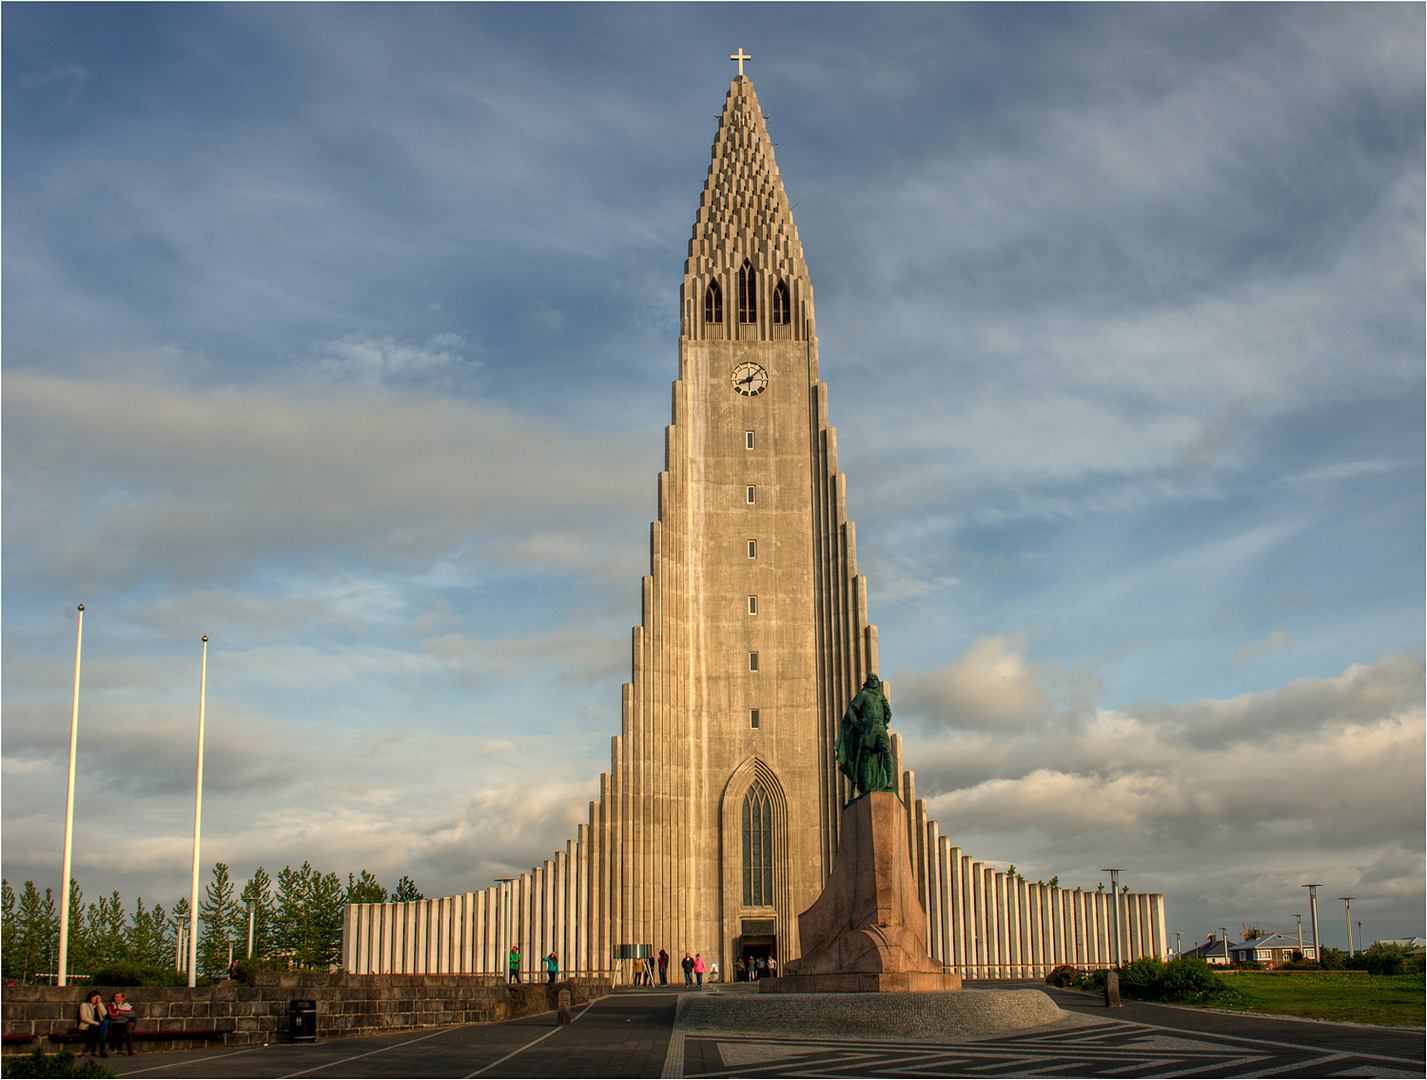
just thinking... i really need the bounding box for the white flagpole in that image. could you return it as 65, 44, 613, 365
57, 604, 85, 987
187, 635, 209, 987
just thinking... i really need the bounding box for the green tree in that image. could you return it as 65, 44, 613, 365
64, 880, 97, 977
393, 876, 423, 902
274, 863, 344, 968
126, 898, 170, 968
345, 870, 387, 905
12, 881, 59, 982
1, 879, 16, 981
86, 890, 129, 969
240, 867, 275, 960
199, 863, 242, 978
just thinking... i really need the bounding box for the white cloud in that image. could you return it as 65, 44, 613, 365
1230, 630, 1292, 664
312, 333, 481, 389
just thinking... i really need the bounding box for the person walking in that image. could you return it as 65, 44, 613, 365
545, 953, 559, 984
681, 952, 694, 986
509, 947, 521, 983
693, 953, 706, 989
658, 948, 669, 986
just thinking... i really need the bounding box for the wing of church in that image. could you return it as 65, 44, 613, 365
342, 70, 1166, 981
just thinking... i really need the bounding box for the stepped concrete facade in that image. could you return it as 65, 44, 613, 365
343, 72, 1167, 982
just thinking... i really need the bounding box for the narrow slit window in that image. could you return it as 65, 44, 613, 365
747, 539, 757, 558
737, 259, 757, 324
745, 431, 755, 450
750, 709, 761, 729
749, 652, 759, 672
771, 279, 790, 324
704, 280, 723, 325
747, 595, 758, 615
746, 485, 756, 504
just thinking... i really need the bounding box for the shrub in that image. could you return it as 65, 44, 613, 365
86, 961, 187, 988
1082, 969, 1107, 992
1, 1047, 113, 1078
1045, 964, 1082, 988
1118, 955, 1167, 986
1234, 959, 1264, 971
1157, 956, 1232, 1003
1275, 957, 1322, 971
1357, 942, 1414, 976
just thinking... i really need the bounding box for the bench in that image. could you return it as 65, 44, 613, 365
2, 1034, 38, 1046
50, 1027, 231, 1047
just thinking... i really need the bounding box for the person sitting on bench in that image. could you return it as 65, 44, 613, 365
107, 991, 137, 1056
77, 991, 109, 1057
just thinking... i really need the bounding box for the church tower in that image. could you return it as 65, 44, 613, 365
607, 68, 879, 969
342, 68, 1167, 983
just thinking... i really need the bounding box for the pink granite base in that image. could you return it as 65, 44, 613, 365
758, 971, 963, 994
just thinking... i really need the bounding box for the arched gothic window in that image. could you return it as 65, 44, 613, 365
704, 280, 723, 326
771, 279, 790, 325
742, 780, 773, 906
737, 260, 757, 324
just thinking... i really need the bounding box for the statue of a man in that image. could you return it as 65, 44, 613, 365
836, 673, 895, 796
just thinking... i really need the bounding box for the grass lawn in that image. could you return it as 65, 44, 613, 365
1215, 971, 1425, 1027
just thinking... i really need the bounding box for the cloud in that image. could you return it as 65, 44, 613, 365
311, 332, 481, 390
1, 366, 650, 590
895, 633, 1049, 729
903, 641, 1424, 933
1229, 630, 1292, 664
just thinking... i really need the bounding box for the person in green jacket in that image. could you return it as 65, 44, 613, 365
545, 953, 559, 984
509, 947, 521, 983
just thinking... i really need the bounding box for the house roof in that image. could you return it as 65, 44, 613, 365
1230, 932, 1312, 952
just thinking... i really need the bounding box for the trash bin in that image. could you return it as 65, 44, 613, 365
289, 998, 317, 1043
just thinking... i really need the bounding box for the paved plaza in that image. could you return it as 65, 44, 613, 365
103, 984, 1423, 1079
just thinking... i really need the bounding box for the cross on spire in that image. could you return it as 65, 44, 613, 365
730, 48, 751, 77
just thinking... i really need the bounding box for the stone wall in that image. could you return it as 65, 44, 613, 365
1, 974, 610, 1056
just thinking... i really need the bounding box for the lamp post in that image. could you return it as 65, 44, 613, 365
1291, 913, 1305, 958
1219, 927, 1230, 965
1174, 932, 1182, 958
187, 636, 209, 987
1101, 869, 1126, 967
1338, 898, 1354, 956
57, 604, 85, 987
246, 897, 259, 959
1303, 885, 1322, 962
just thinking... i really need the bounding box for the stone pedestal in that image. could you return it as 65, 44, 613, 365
761, 792, 961, 993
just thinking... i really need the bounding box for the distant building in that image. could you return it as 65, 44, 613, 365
1375, 937, 1426, 952
1184, 934, 1235, 965
1229, 931, 1315, 966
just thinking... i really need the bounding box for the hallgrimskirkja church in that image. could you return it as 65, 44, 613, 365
342, 68, 1166, 981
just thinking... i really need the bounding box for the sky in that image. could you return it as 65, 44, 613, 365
3, 3, 1422, 952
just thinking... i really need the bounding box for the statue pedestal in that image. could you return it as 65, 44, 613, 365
760, 791, 961, 994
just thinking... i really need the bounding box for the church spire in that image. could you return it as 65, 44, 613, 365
683, 73, 812, 341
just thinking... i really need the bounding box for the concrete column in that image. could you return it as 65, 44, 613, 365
577, 825, 591, 976
960, 855, 975, 977
994, 872, 1009, 977
970, 861, 986, 979
1050, 888, 1064, 966
1027, 886, 1042, 977
913, 799, 930, 943
946, 844, 964, 975
1006, 879, 1021, 976
1071, 890, 1085, 965
925, 820, 941, 960
983, 868, 998, 978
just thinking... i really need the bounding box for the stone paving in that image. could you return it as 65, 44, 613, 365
98, 983, 1424, 1079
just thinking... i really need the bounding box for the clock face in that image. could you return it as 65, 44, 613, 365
731, 362, 769, 397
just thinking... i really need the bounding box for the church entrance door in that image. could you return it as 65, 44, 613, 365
739, 934, 776, 981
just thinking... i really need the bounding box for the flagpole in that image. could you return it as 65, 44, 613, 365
188, 635, 208, 987
57, 604, 84, 987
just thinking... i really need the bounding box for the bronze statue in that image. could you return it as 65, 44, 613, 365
836, 673, 895, 796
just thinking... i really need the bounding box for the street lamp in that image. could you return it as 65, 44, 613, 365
1302, 885, 1322, 962
57, 604, 85, 987
1101, 869, 1126, 967
1338, 898, 1354, 956
1219, 927, 1230, 965
246, 897, 259, 959
1291, 913, 1305, 958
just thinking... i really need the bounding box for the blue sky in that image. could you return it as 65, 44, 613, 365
4, 3, 1422, 949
